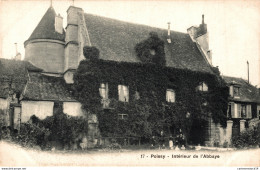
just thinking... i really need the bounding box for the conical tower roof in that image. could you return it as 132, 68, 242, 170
25, 7, 65, 44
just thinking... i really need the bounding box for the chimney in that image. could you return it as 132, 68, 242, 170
187, 15, 211, 65
64, 6, 83, 71
247, 61, 249, 83
207, 50, 212, 65
198, 14, 207, 36
14, 43, 21, 60
14, 43, 18, 55
55, 14, 63, 34
167, 22, 171, 43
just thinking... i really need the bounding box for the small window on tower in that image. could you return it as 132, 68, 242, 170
55, 14, 63, 34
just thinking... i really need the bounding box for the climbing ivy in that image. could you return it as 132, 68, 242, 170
83, 46, 100, 60
135, 32, 166, 66
73, 57, 229, 143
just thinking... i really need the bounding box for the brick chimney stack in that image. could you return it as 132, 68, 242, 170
187, 14, 211, 65
14, 43, 21, 60
15, 43, 18, 55
64, 6, 83, 71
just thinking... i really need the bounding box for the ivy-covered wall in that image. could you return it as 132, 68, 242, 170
73, 58, 229, 143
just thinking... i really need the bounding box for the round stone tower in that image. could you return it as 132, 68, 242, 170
24, 7, 65, 73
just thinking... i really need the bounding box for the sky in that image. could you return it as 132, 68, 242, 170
0, 0, 260, 86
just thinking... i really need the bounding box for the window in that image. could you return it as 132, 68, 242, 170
166, 89, 175, 103
197, 82, 208, 92
134, 91, 140, 100
202, 101, 208, 106
118, 114, 128, 120
149, 49, 156, 56
227, 103, 232, 118
241, 104, 246, 118
55, 15, 63, 34
99, 83, 108, 99
118, 85, 129, 102
99, 83, 110, 108
234, 87, 239, 96
230, 85, 240, 97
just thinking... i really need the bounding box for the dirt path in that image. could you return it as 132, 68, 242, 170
0, 141, 259, 166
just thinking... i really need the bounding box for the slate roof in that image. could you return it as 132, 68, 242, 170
0, 58, 42, 98
22, 72, 76, 102
24, 7, 65, 45
223, 76, 260, 103
84, 14, 213, 74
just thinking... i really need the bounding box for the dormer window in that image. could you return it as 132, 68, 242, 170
166, 89, 175, 103
229, 85, 240, 97
118, 85, 129, 102
234, 87, 239, 96
149, 49, 156, 56
55, 14, 63, 34
197, 82, 208, 92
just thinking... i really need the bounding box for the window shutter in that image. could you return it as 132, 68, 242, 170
105, 83, 109, 99
172, 90, 176, 102
166, 90, 169, 101
231, 103, 235, 118
230, 86, 233, 97
234, 103, 238, 118
203, 82, 208, 91
247, 104, 252, 118
199, 85, 202, 91
99, 84, 102, 98
125, 86, 129, 102
118, 85, 124, 101
237, 104, 241, 118
99, 83, 105, 99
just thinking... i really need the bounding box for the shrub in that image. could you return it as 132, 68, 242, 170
13, 113, 88, 150
223, 140, 228, 148
17, 123, 48, 148
232, 124, 260, 148
106, 139, 122, 150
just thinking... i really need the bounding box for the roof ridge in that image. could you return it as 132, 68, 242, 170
223, 75, 258, 90
84, 13, 188, 36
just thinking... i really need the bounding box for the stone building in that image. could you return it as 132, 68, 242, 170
223, 76, 260, 135
0, 4, 239, 147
